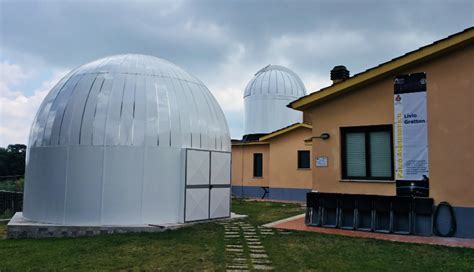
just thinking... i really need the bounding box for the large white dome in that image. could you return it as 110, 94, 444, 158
243, 65, 307, 136
28, 54, 230, 150
24, 54, 231, 226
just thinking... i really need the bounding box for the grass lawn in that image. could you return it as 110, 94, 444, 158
0, 199, 473, 271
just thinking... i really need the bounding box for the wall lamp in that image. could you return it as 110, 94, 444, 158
304, 133, 330, 143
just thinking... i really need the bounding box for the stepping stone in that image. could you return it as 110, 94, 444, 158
228, 254, 245, 258
225, 232, 239, 235
250, 253, 268, 258
252, 259, 272, 264
253, 264, 274, 270
227, 265, 248, 269
245, 238, 260, 242
232, 258, 247, 262
225, 235, 240, 238
247, 242, 262, 245
226, 248, 244, 252
227, 245, 243, 248
248, 245, 264, 249
250, 249, 266, 253
231, 261, 247, 265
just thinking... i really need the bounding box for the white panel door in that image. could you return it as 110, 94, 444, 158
185, 150, 230, 222
210, 187, 230, 219
185, 188, 209, 222
186, 149, 210, 185
211, 152, 231, 185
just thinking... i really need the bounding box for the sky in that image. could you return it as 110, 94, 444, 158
0, 0, 472, 147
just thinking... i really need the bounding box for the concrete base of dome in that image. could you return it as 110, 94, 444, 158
6, 212, 247, 239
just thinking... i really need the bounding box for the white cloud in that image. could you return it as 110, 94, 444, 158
0, 62, 68, 147
0, 62, 30, 99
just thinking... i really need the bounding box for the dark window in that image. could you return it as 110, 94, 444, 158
253, 153, 263, 177
341, 125, 394, 180
298, 150, 310, 169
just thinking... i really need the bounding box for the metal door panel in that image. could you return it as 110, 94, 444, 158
185, 188, 209, 222
186, 149, 210, 186
210, 187, 230, 219
211, 152, 231, 185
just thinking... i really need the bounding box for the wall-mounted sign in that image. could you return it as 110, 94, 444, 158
394, 73, 429, 180
316, 156, 328, 167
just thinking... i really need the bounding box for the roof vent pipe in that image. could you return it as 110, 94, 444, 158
330, 65, 350, 84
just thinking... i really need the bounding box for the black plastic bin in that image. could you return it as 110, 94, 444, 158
373, 196, 392, 233
392, 196, 412, 234
413, 197, 433, 236
338, 194, 356, 230
355, 195, 373, 231
305, 192, 321, 226
321, 193, 339, 228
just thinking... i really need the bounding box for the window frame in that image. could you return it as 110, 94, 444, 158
297, 150, 311, 169
253, 153, 263, 178
340, 125, 394, 181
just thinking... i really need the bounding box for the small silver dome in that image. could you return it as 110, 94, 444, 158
243, 65, 307, 136
243, 65, 306, 98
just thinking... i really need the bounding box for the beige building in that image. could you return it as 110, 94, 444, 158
231, 123, 312, 201
288, 27, 473, 238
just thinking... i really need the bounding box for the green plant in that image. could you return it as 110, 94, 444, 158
0, 209, 12, 219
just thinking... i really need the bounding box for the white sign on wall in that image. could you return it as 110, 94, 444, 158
393, 73, 429, 180
316, 156, 328, 167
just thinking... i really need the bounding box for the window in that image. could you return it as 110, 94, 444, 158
341, 125, 393, 180
253, 153, 263, 177
298, 150, 310, 169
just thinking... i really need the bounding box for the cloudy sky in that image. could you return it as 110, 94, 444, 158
0, 0, 472, 147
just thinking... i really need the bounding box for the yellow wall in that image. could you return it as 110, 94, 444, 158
231, 144, 269, 187
231, 127, 312, 189
267, 128, 312, 189
308, 44, 473, 207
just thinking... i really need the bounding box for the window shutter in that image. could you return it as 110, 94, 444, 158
369, 131, 392, 177
345, 132, 366, 177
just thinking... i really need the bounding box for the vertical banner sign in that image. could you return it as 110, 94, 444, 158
394, 73, 429, 181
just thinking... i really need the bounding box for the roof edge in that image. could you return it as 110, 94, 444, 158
259, 123, 312, 141
289, 27, 474, 111
231, 141, 269, 146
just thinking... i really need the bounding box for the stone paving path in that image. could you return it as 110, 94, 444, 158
220, 221, 277, 271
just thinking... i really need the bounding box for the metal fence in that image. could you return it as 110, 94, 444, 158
0, 190, 23, 216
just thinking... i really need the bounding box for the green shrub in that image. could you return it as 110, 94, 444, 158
0, 179, 23, 192
0, 209, 12, 219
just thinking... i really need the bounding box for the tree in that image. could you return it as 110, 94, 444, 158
0, 144, 27, 177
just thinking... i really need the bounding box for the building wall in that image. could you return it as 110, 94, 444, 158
309, 45, 473, 207
231, 144, 270, 188
231, 127, 312, 201
267, 128, 312, 189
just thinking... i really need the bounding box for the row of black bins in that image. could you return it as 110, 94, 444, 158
305, 192, 434, 236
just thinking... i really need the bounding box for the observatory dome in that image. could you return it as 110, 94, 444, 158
243, 65, 307, 137
24, 54, 231, 226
